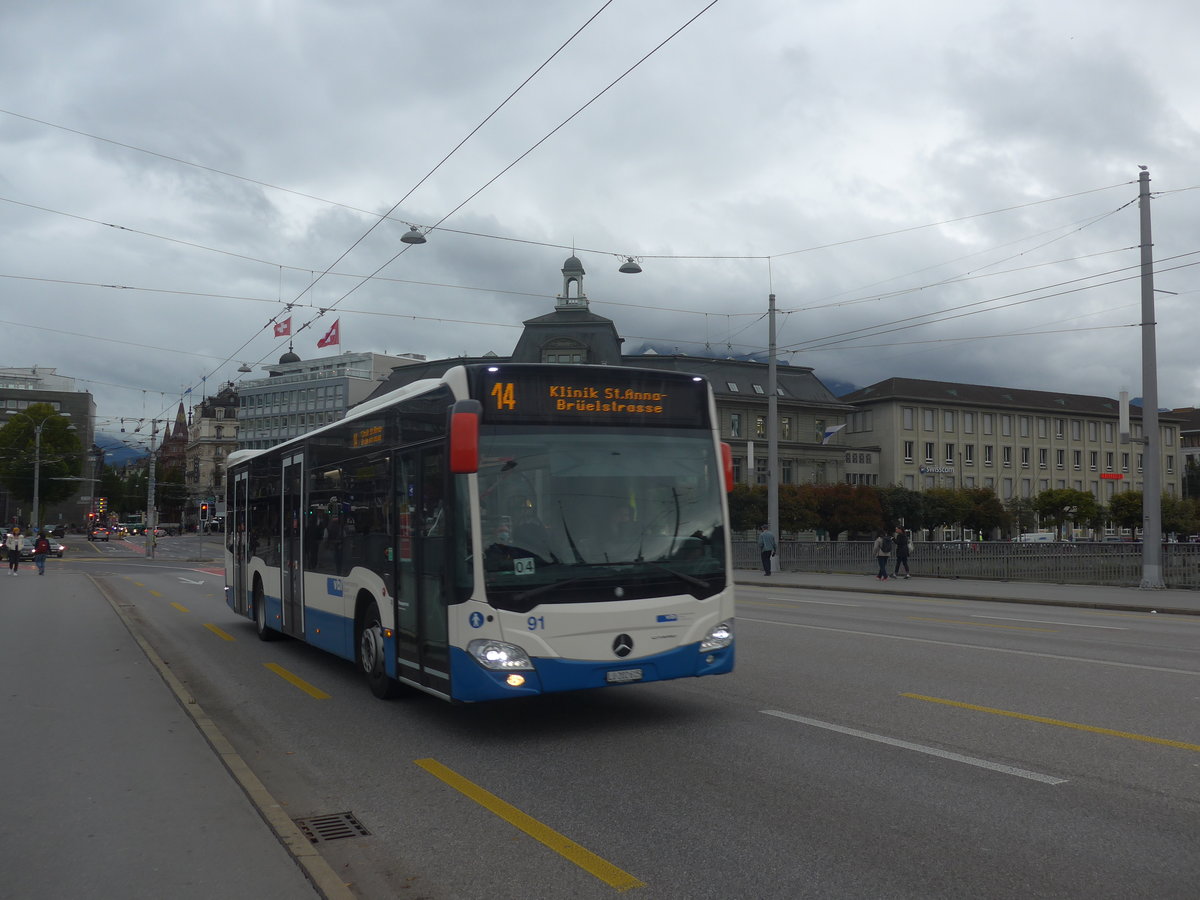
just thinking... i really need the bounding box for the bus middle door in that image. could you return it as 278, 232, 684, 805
280, 452, 305, 638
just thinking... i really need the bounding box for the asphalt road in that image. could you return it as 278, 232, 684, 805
40, 542, 1200, 898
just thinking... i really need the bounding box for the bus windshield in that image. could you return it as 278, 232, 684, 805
478, 426, 726, 612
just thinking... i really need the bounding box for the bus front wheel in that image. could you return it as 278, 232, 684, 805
358, 601, 401, 699
254, 580, 280, 642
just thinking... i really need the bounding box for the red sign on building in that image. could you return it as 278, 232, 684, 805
1100, 473, 1124, 480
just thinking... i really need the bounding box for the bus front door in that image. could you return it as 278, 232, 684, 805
280, 453, 305, 638
395, 448, 450, 697
230, 471, 249, 615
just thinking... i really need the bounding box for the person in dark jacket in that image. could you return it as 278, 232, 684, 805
33, 532, 52, 575
893, 526, 911, 579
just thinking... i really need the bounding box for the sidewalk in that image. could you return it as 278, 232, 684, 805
735, 567, 1200, 616
0, 570, 350, 900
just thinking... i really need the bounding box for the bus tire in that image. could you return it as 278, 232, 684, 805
358, 600, 401, 699
254, 579, 280, 642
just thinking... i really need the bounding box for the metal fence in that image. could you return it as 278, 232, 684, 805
733, 540, 1200, 589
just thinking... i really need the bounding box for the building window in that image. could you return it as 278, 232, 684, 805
1056, 449, 1065, 468
726, 382, 739, 392
964, 444, 974, 465
1002, 446, 1012, 466
1037, 417, 1048, 439
814, 418, 826, 442
1073, 450, 1082, 469
983, 414, 994, 435
1039, 448, 1048, 468
1089, 450, 1098, 470
924, 442, 935, 463
1055, 418, 1065, 438
1105, 422, 1114, 443
732, 457, 744, 483
782, 458, 794, 483
945, 443, 955, 464
755, 458, 768, 484
923, 409, 935, 431
1001, 415, 1012, 437
1167, 455, 1174, 473
984, 445, 994, 465
780, 417, 792, 440
1019, 416, 1030, 438
1071, 420, 1082, 441
752, 384, 765, 394
730, 413, 742, 439
1137, 453, 1143, 472
755, 416, 766, 439
1020, 447, 1030, 467
1165, 426, 1175, 446
1106, 451, 1114, 470
963, 412, 975, 434
903, 440, 914, 462
1088, 421, 1098, 442
902, 407, 914, 430
943, 411, 955, 433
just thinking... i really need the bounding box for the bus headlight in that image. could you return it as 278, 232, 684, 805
468, 639, 534, 671
700, 620, 734, 652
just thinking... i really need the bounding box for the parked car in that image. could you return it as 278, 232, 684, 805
87, 527, 110, 542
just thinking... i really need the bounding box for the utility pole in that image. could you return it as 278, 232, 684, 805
1137, 169, 1164, 589
145, 420, 159, 559
767, 293, 779, 572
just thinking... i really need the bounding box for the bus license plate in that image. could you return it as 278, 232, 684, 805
606, 668, 643, 684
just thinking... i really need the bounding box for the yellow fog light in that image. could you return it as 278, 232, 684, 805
506, 674, 526, 687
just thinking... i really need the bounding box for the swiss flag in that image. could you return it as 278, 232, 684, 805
273, 317, 292, 337
317, 319, 340, 348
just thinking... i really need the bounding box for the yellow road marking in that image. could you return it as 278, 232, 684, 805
903, 693, 1200, 752
204, 623, 235, 641
415, 758, 644, 892
906, 617, 1055, 632
171, 602, 190, 613
131, 581, 145, 587
149, 589, 163, 598
263, 663, 331, 699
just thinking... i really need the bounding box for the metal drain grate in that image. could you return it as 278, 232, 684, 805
294, 811, 371, 843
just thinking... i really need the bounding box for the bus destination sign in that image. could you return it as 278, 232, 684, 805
473, 366, 710, 428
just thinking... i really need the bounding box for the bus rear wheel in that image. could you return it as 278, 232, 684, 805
358, 601, 401, 699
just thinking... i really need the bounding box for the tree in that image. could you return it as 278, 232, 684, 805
1108, 491, 1142, 532
1185, 457, 1200, 500
1162, 494, 1197, 537
922, 488, 971, 534
1033, 488, 1098, 537
0, 403, 84, 513
811, 484, 882, 540
778, 484, 820, 533
727, 484, 764, 533
877, 485, 925, 532
960, 487, 1006, 538
1005, 497, 1038, 535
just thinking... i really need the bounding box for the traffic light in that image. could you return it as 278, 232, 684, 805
200, 503, 209, 520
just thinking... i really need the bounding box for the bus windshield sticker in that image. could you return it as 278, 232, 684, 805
514, 557, 536, 576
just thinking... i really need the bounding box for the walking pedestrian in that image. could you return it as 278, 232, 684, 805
5, 527, 21, 575
757, 524, 777, 576
872, 529, 892, 581
33, 531, 52, 575
893, 526, 911, 579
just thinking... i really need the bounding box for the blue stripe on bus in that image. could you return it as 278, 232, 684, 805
448, 641, 735, 702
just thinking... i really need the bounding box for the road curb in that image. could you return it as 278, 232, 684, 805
736, 577, 1200, 617
90, 575, 356, 900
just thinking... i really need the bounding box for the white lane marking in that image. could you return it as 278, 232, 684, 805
762, 709, 1067, 785
970, 615, 1126, 630
178, 577, 205, 584
757, 597, 862, 608
737, 616, 1200, 677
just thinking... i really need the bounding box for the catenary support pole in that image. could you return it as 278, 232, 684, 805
1137, 169, 1164, 589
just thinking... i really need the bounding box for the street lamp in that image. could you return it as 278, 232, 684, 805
4, 410, 75, 532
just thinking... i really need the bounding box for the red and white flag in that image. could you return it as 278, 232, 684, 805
273, 317, 292, 337
317, 319, 340, 348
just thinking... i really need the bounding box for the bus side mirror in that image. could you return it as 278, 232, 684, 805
449, 400, 482, 474
721, 442, 734, 493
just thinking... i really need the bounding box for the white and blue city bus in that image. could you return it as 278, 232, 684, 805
224, 363, 735, 702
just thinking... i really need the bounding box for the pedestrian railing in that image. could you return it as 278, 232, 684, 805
733, 541, 1200, 589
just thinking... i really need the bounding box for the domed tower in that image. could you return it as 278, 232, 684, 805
556, 254, 587, 309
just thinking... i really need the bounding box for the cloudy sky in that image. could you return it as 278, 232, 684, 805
3, 0, 1198, 439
